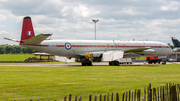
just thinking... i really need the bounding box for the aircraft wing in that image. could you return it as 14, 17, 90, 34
22, 34, 52, 44
4, 38, 20, 43
124, 47, 152, 54
77, 47, 154, 62
77, 51, 124, 61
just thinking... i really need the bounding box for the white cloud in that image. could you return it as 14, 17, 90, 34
160, 1, 180, 11
73, 4, 90, 17
0, 14, 7, 21
122, 8, 138, 15
0, 0, 180, 45
61, 4, 100, 18
0, 0, 7, 2
0, 25, 5, 28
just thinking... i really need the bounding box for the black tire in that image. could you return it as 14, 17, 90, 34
82, 63, 86, 66
112, 61, 115, 66
109, 62, 112, 66
115, 61, 119, 66
148, 62, 152, 64
87, 61, 93, 66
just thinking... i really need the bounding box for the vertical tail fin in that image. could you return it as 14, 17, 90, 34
20, 16, 35, 44
171, 37, 180, 47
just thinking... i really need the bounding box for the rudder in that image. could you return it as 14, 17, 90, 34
20, 16, 35, 44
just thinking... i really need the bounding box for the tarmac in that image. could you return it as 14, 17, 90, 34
0, 62, 179, 67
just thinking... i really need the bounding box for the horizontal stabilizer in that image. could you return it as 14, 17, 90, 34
173, 48, 180, 52
4, 38, 20, 43
22, 34, 52, 44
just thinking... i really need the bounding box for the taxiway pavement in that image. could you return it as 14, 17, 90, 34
0, 62, 179, 67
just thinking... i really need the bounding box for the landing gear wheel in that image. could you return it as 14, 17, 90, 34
81, 59, 93, 66
115, 61, 119, 66
82, 63, 86, 66
87, 61, 92, 66
109, 61, 119, 66
109, 61, 113, 66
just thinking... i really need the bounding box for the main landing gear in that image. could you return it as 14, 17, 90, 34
109, 61, 120, 66
81, 59, 92, 66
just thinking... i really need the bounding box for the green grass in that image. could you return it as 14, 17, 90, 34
0, 64, 180, 101
0, 54, 34, 61
136, 56, 146, 60
0, 54, 54, 61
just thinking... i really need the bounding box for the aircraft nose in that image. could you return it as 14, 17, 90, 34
168, 47, 173, 55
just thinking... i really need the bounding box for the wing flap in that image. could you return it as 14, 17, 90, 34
102, 51, 124, 61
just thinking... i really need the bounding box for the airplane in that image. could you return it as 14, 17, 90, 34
5, 16, 173, 66
171, 37, 180, 52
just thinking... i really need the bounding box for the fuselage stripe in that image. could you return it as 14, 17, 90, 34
56, 45, 64, 47
22, 44, 49, 47
25, 44, 170, 48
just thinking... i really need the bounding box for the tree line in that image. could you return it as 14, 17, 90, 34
0, 44, 35, 54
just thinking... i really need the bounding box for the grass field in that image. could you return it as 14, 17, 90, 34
0, 64, 180, 101
0, 54, 54, 61
0, 54, 34, 61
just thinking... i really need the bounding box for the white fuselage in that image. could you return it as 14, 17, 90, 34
21, 39, 172, 58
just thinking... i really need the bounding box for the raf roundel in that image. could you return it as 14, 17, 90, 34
65, 42, 72, 50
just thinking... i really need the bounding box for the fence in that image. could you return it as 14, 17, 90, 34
14, 83, 180, 101
63, 83, 179, 101
121, 83, 179, 101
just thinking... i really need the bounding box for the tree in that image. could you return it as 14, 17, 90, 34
0, 44, 35, 54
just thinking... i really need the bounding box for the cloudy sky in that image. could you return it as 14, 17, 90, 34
0, 0, 180, 45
